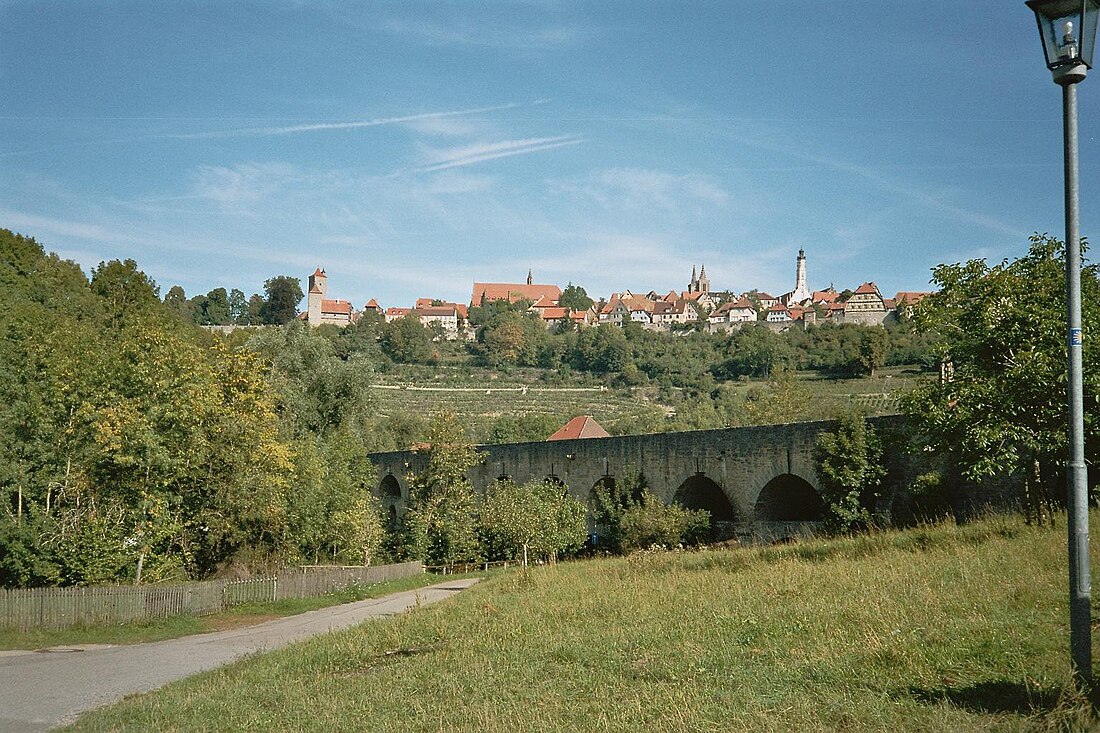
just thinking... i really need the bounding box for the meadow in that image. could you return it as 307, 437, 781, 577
66, 514, 1098, 732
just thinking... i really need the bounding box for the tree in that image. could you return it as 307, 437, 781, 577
90, 259, 159, 323
480, 478, 587, 564
163, 285, 194, 322
380, 315, 434, 364
813, 410, 885, 533
856, 328, 888, 378
261, 276, 303, 325
902, 235, 1100, 518
559, 283, 594, 311
398, 413, 484, 565
228, 288, 250, 325
199, 287, 231, 325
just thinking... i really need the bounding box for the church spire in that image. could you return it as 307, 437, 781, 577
527, 269, 533, 286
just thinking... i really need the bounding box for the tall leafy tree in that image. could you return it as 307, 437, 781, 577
261, 275, 303, 325
813, 410, 885, 532
398, 413, 484, 565
559, 283, 594, 311
902, 234, 1100, 510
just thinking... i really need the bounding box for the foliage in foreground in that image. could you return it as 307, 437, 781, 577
67, 515, 1100, 733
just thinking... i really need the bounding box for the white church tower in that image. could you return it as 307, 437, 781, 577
788, 249, 812, 304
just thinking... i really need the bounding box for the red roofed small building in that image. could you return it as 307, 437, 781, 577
306, 268, 356, 327
547, 415, 611, 441
384, 307, 411, 322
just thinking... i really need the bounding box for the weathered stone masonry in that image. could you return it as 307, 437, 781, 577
369, 415, 926, 542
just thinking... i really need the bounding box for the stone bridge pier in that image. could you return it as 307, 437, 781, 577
368, 416, 910, 543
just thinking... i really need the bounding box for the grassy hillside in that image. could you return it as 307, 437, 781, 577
68, 514, 1097, 732
371, 364, 924, 442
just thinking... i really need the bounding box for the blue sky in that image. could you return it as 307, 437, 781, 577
1, 1, 1097, 309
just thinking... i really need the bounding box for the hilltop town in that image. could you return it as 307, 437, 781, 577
303, 249, 932, 337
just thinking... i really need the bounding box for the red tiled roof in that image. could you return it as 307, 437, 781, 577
894, 291, 932, 305
538, 307, 571, 320
312, 267, 325, 278
853, 282, 880, 296
321, 299, 352, 315
812, 290, 839, 303
472, 282, 562, 307
364, 298, 381, 309
547, 415, 611, 441
386, 307, 410, 317
415, 306, 459, 317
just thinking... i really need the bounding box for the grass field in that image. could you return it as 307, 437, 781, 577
0, 573, 450, 652
66, 514, 1099, 732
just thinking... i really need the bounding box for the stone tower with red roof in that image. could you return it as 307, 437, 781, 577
307, 267, 326, 324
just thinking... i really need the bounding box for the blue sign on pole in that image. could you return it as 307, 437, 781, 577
1070, 328, 1083, 347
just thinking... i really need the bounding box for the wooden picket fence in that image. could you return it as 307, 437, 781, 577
0, 561, 423, 632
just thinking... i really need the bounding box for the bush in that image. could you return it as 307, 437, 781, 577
618, 491, 710, 551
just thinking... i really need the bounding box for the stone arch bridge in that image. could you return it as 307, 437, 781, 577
368, 416, 911, 542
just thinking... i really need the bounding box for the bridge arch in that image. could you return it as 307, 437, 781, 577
379, 474, 402, 500
754, 473, 823, 521
673, 473, 738, 541
673, 473, 737, 521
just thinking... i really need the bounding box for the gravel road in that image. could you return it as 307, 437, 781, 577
0, 577, 479, 731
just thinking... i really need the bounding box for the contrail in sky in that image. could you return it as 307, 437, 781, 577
419, 135, 584, 171
167, 103, 525, 140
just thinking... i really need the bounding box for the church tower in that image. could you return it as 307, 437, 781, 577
688, 265, 710, 294
527, 269, 533, 286
307, 267, 326, 325
789, 249, 812, 304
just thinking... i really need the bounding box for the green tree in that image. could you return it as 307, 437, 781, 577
380, 315, 434, 364
163, 285, 194, 322
228, 288, 250, 325
261, 275, 303, 325
618, 491, 710, 551
559, 283, 594, 311
902, 234, 1100, 518
813, 410, 886, 533
399, 413, 484, 565
480, 478, 587, 564
856, 328, 888, 378
90, 258, 159, 324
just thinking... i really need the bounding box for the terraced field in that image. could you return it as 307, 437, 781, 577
370, 365, 927, 440
371, 383, 652, 430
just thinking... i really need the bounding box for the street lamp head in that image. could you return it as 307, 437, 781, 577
1027, 0, 1099, 84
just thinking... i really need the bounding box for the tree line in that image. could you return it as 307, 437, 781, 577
3, 227, 1097, 587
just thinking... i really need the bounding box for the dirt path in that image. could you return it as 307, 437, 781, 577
0, 578, 480, 732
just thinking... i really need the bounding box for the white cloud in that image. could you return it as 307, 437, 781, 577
554, 168, 730, 212
379, 18, 592, 50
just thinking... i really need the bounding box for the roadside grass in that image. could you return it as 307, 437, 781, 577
0, 572, 451, 651
66, 513, 1100, 732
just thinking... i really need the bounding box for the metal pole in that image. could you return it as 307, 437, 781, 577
1063, 78, 1092, 684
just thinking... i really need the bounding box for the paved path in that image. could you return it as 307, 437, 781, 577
0, 578, 480, 732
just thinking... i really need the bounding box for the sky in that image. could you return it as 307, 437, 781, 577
1, 0, 1098, 310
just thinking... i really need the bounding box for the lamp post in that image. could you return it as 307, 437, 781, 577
1026, 0, 1099, 684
